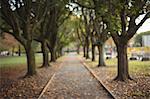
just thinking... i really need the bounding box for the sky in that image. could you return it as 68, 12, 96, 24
136, 14, 150, 33
137, 18, 150, 33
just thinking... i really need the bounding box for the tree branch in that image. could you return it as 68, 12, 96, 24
137, 12, 150, 29
127, 12, 150, 40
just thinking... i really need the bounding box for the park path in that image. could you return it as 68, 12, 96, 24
40, 53, 112, 99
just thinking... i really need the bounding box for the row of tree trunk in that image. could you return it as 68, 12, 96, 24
77, 6, 133, 82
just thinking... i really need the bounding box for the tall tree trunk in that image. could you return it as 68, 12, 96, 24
83, 45, 86, 57
97, 44, 105, 66
50, 48, 56, 62
59, 47, 63, 56
58, 51, 61, 57
12, 46, 15, 56
18, 45, 21, 56
86, 37, 90, 59
25, 41, 36, 76
77, 45, 80, 54
114, 43, 131, 81
41, 40, 49, 67
55, 51, 59, 59
91, 44, 95, 61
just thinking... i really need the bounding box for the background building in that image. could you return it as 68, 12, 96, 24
142, 35, 150, 47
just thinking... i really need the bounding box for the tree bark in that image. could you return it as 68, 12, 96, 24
50, 48, 56, 62
97, 44, 106, 66
114, 43, 131, 81
25, 41, 36, 76
91, 44, 95, 61
59, 47, 63, 56
77, 45, 80, 54
18, 45, 21, 56
41, 40, 49, 67
12, 46, 15, 56
85, 37, 90, 59
55, 51, 58, 59
83, 45, 86, 57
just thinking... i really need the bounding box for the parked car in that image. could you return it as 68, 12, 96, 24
105, 52, 112, 59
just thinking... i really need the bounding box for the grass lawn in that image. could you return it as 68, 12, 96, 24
86, 56, 150, 75
78, 51, 150, 75
0, 53, 43, 68
105, 58, 150, 75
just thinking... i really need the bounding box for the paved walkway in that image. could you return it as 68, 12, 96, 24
41, 53, 112, 99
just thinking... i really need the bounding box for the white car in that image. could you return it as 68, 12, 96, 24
105, 52, 112, 59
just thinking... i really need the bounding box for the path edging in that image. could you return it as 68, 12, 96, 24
38, 61, 64, 99
82, 61, 116, 99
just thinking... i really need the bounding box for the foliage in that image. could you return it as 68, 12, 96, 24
0, 33, 18, 51
57, 16, 77, 48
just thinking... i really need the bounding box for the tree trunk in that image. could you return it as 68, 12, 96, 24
59, 47, 63, 56
83, 45, 86, 57
12, 46, 15, 56
41, 40, 49, 67
18, 45, 21, 56
91, 44, 95, 61
77, 45, 80, 54
114, 43, 131, 81
50, 48, 56, 62
55, 51, 59, 59
86, 37, 90, 59
25, 41, 36, 76
97, 44, 106, 66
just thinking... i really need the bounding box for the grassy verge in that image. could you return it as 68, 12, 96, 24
0, 53, 43, 68
80, 53, 150, 75
105, 58, 150, 75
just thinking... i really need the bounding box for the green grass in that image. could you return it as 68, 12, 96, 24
129, 60, 150, 74
81, 52, 150, 75
105, 58, 117, 66
105, 58, 150, 75
0, 53, 43, 68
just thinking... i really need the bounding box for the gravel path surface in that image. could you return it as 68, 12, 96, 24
41, 53, 112, 99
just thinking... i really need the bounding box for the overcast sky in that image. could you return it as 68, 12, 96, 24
136, 15, 150, 33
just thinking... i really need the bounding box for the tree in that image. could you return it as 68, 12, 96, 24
72, 0, 150, 81
91, 1, 110, 66
93, 19, 109, 66
0, 0, 48, 76
0, 33, 19, 54
106, 0, 150, 81
41, 0, 70, 62
67, 2, 89, 57
88, 10, 96, 61
56, 19, 75, 57
81, 8, 91, 59
90, 27, 96, 61
73, 1, 110, 65
75, 18, 87, 57
33, 1, 52, 67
